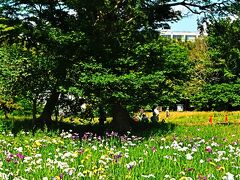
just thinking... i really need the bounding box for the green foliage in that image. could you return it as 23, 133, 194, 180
192, 83, 240, 111
79, 37, 191, 110
0, 45, 53, 96
207, 17, 240, 83
0, 96, 21, 118
188, 4, 240, 111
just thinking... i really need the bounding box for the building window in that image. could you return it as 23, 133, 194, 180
173, 35, 183, 41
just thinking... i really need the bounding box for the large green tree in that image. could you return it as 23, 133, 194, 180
0, 44, 56, 120
207, 19, 240, 83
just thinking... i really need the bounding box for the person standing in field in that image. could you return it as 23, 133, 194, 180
151, 104, 159, 123
166, 107, 170, 118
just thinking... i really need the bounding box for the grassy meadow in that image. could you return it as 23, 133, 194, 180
0, 111, 239, 179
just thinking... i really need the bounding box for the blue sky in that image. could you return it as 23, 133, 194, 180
170, 14, 199, 32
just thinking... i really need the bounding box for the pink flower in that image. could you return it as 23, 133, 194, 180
6, 153, 14, 162
152, 146, 157, 153
16, 153, 25, 160
78, 149, 84, 155
205, 146, 212, 153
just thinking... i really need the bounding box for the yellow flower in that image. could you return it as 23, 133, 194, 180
125, 173, 131, 179
33, 140, 42, 147
179, 177, 193, 180
93, 169, 98, 174
59, 140, 64, 144
209, 162, 216, 166
83, 170, 94, 177
98, 166, 105, 173
54, 176, 61, 180
83, 170, 90, 174
86, 154, 92, 159
25, 145, 31, 151
35, 141, 41, 146
73, 151, 79, 157
217, 166, 225, 171
92, 165, 97, 170
85, 148, 90, 152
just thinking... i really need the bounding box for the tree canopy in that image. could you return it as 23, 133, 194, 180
189, 1, 240, 111
0, 0, 236, 130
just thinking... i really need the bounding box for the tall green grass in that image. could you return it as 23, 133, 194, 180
0, 112, 239, 179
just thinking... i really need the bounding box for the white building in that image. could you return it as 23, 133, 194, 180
160, 30, 205, 41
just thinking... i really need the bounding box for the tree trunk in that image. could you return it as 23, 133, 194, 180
110, 103, 133, 132
98, 105, 106, 126
32, 97, 37, 122
38, 90, 60, 126
55, 106, 59, 122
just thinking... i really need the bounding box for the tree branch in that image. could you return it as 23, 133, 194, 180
164, 0, 233, 14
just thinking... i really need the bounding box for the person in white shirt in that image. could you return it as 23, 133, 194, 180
151, 104, 159, 123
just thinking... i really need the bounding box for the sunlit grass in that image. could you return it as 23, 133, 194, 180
147, 111, 240, 125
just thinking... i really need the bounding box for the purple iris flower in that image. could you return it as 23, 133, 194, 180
16, 153, 25, 160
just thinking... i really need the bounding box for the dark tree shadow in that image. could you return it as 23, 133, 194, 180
0, 118, 176, 139
131, 121, 176, 138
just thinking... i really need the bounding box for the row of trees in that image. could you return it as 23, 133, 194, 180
0, 0, 239, 130
189, 1, 240, 111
